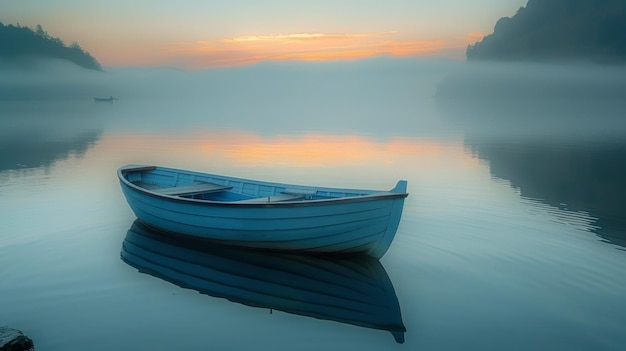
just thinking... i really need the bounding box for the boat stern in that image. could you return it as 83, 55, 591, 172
366, 182, 408, 259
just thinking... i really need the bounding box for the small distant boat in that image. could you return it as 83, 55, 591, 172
117, 165, 408, 259
94, 96, 118, 102
121, 220, 406, 343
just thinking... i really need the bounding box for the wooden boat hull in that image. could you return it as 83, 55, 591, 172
117, 165, 408, 258
121, 220, 406, 343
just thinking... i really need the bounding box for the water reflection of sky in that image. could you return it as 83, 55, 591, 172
1, 122, 620, 251
111, 132, 440, 164
2, 122, 626, 350
33, 126, 615, 256
3, 61, 626, 349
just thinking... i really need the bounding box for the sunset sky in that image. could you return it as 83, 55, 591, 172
2, 0, 527, 69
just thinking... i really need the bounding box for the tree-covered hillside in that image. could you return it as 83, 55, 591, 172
467, 0, 626, 64
0, 22, 102, 71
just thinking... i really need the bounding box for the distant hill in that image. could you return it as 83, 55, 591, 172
0, 22, 102, 71
467, 0, 626, 64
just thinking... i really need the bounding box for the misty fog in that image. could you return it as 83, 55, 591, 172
1, 57, 626, 141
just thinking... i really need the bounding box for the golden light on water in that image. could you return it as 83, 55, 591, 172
102, 131, 479, 171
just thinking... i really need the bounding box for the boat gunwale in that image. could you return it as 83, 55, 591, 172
118, 165, 408, 208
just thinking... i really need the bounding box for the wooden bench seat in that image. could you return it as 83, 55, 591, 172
282, 188, 318, 196
152, 182, 232, 196
231, 194, 305, 204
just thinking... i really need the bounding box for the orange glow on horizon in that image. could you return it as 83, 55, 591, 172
95, 30, 485, 69
163, 31, 473, 69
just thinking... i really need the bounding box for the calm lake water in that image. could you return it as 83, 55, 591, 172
2, 62, 626, 350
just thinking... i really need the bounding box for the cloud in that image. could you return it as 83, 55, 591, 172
221, 31, 398, 43
167, 31, 459, 69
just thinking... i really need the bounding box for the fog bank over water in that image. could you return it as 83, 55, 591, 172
436, 61, 626, 99
2, 57, 626, 139
0, 58, 456, 138
433, 61, 626, 142
3, 57, 626, 101
0, 57, 450, 101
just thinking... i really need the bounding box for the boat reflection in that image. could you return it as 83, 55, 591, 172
121, 220, 406, 343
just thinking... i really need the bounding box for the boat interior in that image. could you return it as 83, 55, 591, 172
121, 166, 367, 204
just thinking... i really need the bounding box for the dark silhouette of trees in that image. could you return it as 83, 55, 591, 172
0, 22, 102, 71
467, 0, 626, 64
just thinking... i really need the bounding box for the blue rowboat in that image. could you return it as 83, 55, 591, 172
121, 220, 406, 343
94, 96, 118, 102
117, 164, 408, 259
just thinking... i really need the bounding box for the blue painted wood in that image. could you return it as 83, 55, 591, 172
117, 164, 408, 259
121, 221, 406, 343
